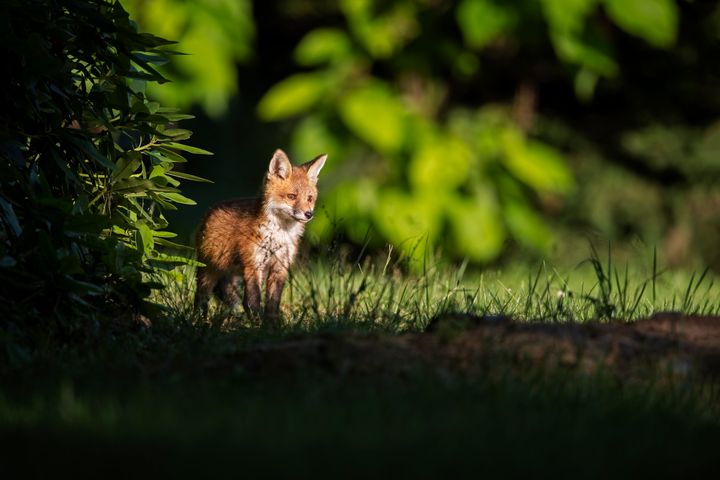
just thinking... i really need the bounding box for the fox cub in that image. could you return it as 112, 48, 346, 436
194, 149, 327, 322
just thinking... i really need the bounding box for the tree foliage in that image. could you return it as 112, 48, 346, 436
0, 0, 208, 345
254, 0, 682, 267
121, 0, 720, 270
120, 0, 254, 117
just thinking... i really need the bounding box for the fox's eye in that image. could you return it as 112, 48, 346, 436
287, 193, 297, 200
307, 195, 313, 202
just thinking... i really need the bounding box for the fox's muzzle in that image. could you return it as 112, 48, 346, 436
291, 209, 314, 222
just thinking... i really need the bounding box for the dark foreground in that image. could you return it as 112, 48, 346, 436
2, 314, 720, 478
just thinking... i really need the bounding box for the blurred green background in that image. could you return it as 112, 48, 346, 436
121, 0, 720, 270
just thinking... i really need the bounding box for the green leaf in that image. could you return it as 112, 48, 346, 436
162, 128, 192, 140
410, 134, 474, 190
456, 0, 516, 49
501, 129, 574, 194
257, 73, 328, 121
542, 0, 618, 79
446, 191, 505, 262
150, 170, 176, 189
149, 148, 187, 163
154, 237, 194, 250
149, 252, 204, 267
165, 170, 213, 183
294, 28, 352, 66
124, 198, 155, 224
152, 230, 178, 238
113, 178, 156, 193
137, 32, 178, 48
163, 113, 195, 122
340, 0, 419, 59
111, 153, 142, 183
160, 192, 197, 205
339, 83, 406, 153
550, 30, 618, 77
604, 0, 678, 48
148, 192, 179, 211
542, 0, 597, 35
135, 222, 154, 256
161, 142, 213, 155
574, 68, 599, 102
131, 53, 169, 66
148, 165, 165, 179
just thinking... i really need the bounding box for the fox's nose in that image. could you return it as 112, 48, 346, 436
304, 210, 314, 220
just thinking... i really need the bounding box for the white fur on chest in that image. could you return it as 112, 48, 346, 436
253, 213, 304, 272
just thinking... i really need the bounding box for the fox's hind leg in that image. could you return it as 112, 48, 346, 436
194, 267, 219, 317
216, 274, 242, 310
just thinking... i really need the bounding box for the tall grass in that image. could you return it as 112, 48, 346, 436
155, 245, 720, 332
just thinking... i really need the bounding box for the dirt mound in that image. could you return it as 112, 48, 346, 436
218, 314, 720, 382
419, 312, 720, 380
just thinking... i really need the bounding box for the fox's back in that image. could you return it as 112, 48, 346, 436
196, 198, 264, 271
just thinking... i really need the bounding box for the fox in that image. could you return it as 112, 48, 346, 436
194, 149, 327, 324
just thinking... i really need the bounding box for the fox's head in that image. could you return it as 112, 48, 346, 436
264, 149, 327, 224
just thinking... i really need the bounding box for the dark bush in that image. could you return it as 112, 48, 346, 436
0, 0, 209, 350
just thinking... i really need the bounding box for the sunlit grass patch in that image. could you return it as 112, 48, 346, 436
152, 245, 720, 332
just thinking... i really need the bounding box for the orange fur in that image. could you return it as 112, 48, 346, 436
194, 149, 327, 324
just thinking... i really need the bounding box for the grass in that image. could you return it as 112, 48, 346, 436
2, 245, 720, 476
159, 245, 720, 332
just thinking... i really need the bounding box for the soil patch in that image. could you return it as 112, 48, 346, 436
219, 313, 720, 382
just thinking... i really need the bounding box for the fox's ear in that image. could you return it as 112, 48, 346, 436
268, 149, 292, 179
303, 154, 327, 183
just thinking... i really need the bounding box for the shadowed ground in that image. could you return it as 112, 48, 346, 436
205, 313, 720, 383
2, 314, 720, 478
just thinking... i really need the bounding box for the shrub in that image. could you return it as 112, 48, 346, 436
0, 0, 209, 347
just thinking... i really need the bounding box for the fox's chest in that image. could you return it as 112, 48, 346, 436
253, 220, 303, 269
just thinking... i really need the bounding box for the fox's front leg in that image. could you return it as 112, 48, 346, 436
265, 262, 289, 325
241, 265, 263, 322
